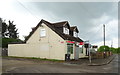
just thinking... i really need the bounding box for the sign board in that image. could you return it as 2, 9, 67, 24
92, 45, 98, 48
66, 41, 75, 44
79, 42, 84, 45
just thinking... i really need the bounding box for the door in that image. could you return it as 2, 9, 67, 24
74, 46, 79, 60
67, 44, 73, 54
66, 44, 73, 60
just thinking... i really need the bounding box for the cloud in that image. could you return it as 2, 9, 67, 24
0, 1, 118, 47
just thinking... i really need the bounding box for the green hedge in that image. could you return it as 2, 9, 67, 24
2, 38, 23, 48
98, 45, 110, 52
110, 47, 120, 53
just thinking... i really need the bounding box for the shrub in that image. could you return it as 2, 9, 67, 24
98, 45, 110, 52
2, 38, 23, 48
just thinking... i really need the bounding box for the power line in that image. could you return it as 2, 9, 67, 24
16, 0, 40, 21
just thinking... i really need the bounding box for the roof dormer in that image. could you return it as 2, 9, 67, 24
70, 26, 79, 37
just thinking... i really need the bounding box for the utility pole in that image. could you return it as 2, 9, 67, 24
111, 40, 113, 48
103, 24, 105, 46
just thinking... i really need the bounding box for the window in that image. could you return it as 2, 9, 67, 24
67, 44, 73, 54
73, 31, 78, 37
40, 28, 46, 37
63, 27, 69, 34
67, 28, 69, 34
80, 46, 83, 53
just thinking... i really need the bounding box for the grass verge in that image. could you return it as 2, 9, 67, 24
3, 56, 64, 62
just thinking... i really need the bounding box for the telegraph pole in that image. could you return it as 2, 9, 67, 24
103, 24, 105, 46
111, 40, 113, 48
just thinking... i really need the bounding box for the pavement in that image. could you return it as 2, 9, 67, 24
65, 54, 116, 66
88, 54, 116, 66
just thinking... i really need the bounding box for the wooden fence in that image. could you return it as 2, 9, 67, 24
91, 51, 112, 59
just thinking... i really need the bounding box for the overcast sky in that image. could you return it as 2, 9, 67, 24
0, 0, 118, 48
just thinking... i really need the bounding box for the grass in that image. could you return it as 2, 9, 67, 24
4, 56, 64, 62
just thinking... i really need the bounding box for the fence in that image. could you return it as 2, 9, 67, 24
91, 51, 112, 59
2, 48, 8, 56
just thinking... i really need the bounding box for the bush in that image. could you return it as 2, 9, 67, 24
98, 45, 110, 52
109, 47, 120, 53
2, 38, 23, 48
117, 47, 120, 53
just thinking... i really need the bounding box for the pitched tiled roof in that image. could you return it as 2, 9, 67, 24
25, 19, 83, 42
52, 21, 67, 27
52, 21, 70, 29
70, 26, 79, 33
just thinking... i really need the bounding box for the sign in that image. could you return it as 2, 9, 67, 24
61, 41, 64, 43
92, 45, 98, 48
66, 41, 75, 44
79, 42, 84, 45
84, 43, 89, 48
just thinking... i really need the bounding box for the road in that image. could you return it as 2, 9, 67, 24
2, 55, 119, 73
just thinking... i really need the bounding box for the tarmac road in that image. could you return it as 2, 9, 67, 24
2, 54, 119, 73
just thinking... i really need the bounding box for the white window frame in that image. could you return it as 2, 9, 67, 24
40, 28, 46, 37
63, 27, 69, 34
74, 31, 78, 37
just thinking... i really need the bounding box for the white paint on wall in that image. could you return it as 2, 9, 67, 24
40, 44, 49, 51
8, 23, 66, 60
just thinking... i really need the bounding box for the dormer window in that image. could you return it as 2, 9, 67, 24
63, 27, 69, 34
73, 31, 78, 37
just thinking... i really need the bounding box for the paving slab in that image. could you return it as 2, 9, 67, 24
88, 54, 116, 66
65, 54, 116, 66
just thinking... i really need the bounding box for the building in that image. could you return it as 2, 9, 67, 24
8, 19, 85, 60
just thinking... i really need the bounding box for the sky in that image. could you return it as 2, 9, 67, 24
0, 0, 118, 48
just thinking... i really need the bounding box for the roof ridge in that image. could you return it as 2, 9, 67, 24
71, 26, 77, 28
52, 21, 68, 24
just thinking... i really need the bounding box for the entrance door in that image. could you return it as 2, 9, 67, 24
75, 46, 79, 60
67, 44, 73, 54
66, 44, 73, 60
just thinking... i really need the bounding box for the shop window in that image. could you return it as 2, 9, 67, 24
67, 44, 73, 54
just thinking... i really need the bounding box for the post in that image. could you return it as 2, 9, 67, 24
103, 24, 106, 57
103, 24, 105, 46
111, 40, 113, 48
88, 41, 91, 63
84, 40, 91, 63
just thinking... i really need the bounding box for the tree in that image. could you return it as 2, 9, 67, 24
1, 18, 22, 48
117, 47, 120, 53
110, 47, 115, 52
8, 20, 18, 39
0, 18, 2, 38
1, 19, 19, 39
1, 18, 7, 38
98, 45, 110, 52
